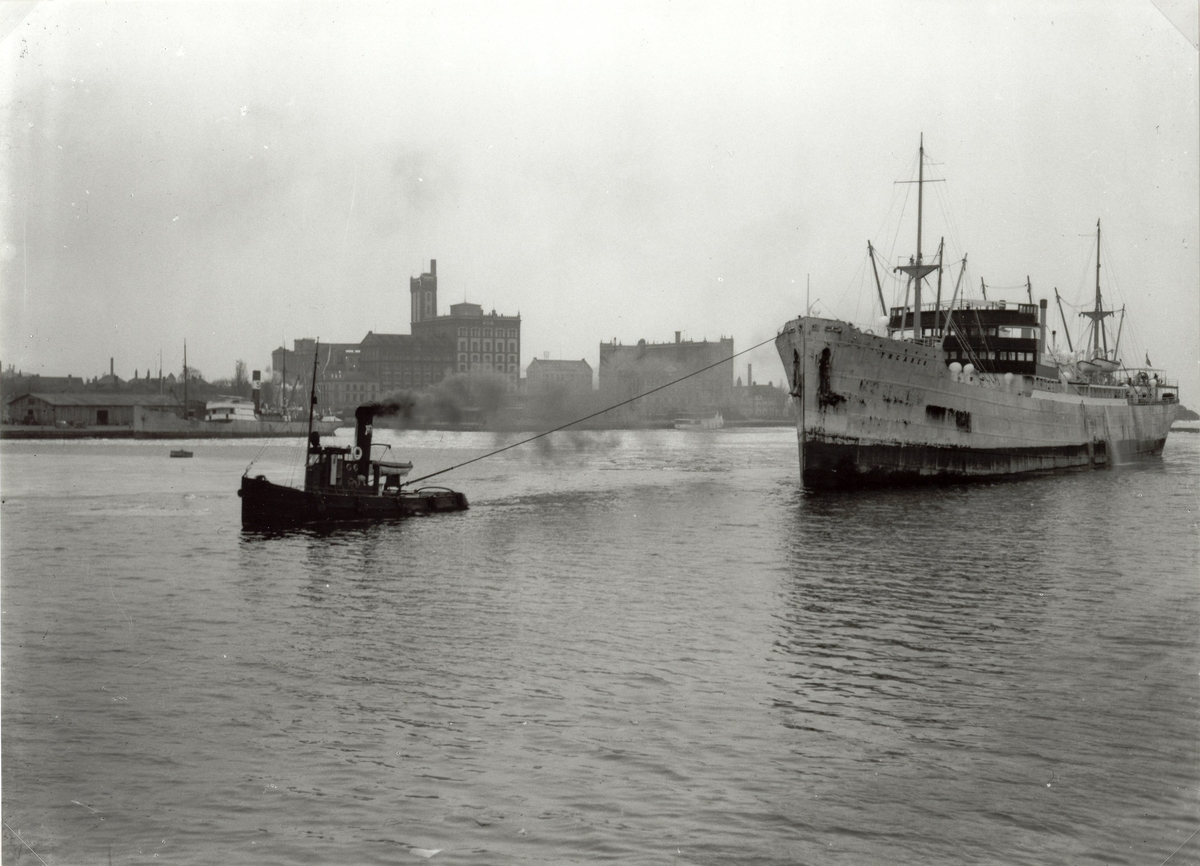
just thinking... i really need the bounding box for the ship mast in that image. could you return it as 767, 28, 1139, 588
305, 339, 320, 461
915, 136, 924, 340
1055, 288, 1075, 353
895, 135, 941, 343
1094, 220, 1102, 357
867, 241, 887, 316
1080, 219, 1115, 361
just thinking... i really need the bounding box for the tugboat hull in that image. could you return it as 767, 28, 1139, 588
239, 474, 468, 529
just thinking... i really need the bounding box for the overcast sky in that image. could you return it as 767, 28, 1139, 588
2, 1, 1197, 402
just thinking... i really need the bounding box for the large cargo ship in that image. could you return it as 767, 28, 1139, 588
775, 141, 1179, 488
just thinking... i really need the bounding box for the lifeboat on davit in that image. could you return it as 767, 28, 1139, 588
1076, 355, 1120, 376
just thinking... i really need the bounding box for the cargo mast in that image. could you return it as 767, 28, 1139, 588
895, 135, 942, 344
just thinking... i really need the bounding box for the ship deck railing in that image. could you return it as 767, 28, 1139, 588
1028, 375, 1176, 404
890, 299, 1039, 317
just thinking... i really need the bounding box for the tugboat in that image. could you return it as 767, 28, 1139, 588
238, 347, 468, 528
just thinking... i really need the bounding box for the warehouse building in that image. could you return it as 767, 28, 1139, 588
4, 393, 180, 427
598, 332, 734, 421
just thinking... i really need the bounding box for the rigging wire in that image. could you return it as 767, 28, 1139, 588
1098, 237, 1152, 369
405, 333, 783, 487
882, 179, 915, 307
1158, 825, 1199, 866
930, 171, 968, 265
245, 438, 271, 476
836, 252, 871, 325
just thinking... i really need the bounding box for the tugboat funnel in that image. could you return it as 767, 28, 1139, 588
354, 404, 378, 481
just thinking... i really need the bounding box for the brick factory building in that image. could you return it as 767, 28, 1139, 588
410, 260, 522, 388
272, 259, 522, 413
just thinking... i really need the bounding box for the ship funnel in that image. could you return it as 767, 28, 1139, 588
1039, 299, 1048, 359
252, 370, 261, 413
354, 404, 378, 480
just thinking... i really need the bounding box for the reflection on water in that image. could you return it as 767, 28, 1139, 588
2, 431, 1197, 865
773, 460, 1199, 864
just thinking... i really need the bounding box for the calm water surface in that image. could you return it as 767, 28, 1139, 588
2, 428, 1198, 865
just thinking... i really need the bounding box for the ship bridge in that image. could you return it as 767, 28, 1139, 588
889, 299, 1045, 376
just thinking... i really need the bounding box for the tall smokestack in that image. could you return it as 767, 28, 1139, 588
1039, 298, 1048, 360
431, 259, 436, 276
675, 331, 681, 344
353, 404, 378, 481
748, 364, 753, 386
252, 370, 261, 413
110, 358, 114, 377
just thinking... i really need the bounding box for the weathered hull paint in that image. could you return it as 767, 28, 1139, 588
800, 437, 1171, 488
238, 474, 468, 529
776, 316, 1178, 488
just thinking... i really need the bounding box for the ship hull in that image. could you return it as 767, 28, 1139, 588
238, 474, 469, 529
135, 413, 340, 439
776, 316, 1177, 488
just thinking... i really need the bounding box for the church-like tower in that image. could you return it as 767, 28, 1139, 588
410, 259, 437, 326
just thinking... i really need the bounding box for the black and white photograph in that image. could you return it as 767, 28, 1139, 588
2, 1, 1198, 863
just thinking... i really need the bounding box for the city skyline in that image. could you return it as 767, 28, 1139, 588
2, 2, 1197, 402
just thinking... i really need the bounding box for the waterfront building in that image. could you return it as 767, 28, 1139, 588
408, 260, 522, 390
598, 332, 733, 421
271, 259, 523, 408
526, 358, 593, 395
359, 331, 455, 394
727, 364, 792, 421
5, 392, 179, 427
0, 371, 85, 408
